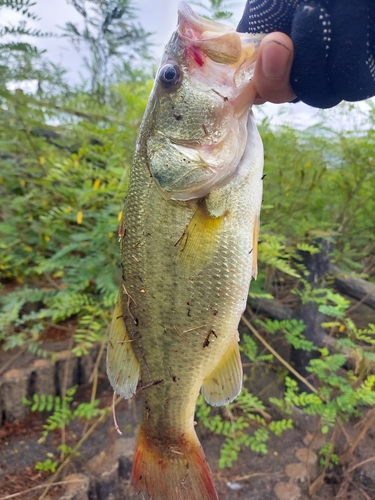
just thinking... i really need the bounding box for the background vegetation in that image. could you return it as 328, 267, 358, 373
0, 0, 375, 495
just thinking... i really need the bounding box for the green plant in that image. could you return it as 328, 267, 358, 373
23, 386, 105, 444
35, 453, 59, 473
63, 0, 150, 99
190, 0, 238, 20
319, 441, 340, 469
196, 387, 293, 468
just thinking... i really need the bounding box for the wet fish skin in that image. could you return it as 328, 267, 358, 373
106, 4, 263, 500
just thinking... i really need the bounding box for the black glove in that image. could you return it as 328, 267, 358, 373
237, 0, 375, 108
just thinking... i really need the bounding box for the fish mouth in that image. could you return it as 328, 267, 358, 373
177, 2, 262, 65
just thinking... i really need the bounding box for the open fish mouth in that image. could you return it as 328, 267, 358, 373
178, 2, 261, 65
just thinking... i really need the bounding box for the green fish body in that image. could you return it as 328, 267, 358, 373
107, 4, 263, 499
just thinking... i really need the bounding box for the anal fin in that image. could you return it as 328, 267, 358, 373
106, 294, 140, 399
201, 335, 242, 406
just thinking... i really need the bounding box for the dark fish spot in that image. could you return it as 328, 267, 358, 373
174, 112, 182, 120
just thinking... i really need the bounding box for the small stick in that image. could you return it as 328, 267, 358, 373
112, 391, 122, 435
173, 326, 190, 344
182, 324, 207, 333
241, 314, 320, 397
0, 479, 86, 500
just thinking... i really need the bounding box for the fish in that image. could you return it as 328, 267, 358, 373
106, 3, 264, 499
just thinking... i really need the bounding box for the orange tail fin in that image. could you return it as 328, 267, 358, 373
131, 426, 218, 500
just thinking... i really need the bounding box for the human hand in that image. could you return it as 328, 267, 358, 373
238, 0, 375, 109
253, 32, 296, 105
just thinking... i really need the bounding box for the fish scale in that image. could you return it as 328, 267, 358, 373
106, 4, 263, 499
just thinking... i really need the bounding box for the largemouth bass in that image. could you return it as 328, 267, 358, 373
107, 3, 264, 499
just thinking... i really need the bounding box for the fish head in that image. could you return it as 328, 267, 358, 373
146, 2, 262, 201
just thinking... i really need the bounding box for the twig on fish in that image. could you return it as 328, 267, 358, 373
122, 284, 137, 306
212, 88, 228, 101
140, 379, 163, 391
131, 254, 140, 262
122, 283, 138, 325
173, 326, 190, 344
170, 449, 184, 455
174, 228, 186, 247
112, 391, 123, 435
182, 324, 207, 333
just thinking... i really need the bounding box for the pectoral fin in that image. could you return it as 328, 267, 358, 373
201, 336, 242, 406
177, 200, 225, 277
107, 294, 140, 399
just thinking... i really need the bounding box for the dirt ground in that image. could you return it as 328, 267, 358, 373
1, 369, 375, 500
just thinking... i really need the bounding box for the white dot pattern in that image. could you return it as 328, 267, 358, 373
237, 0, 375, 104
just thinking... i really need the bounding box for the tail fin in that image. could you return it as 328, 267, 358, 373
132, 426, 218, 500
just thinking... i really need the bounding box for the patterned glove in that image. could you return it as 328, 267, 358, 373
237, 0, 375, 108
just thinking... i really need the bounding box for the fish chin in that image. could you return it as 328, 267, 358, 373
148, 109, 249, 201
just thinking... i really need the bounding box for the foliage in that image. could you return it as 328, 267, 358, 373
259, 108, 375, 265
256, 318, 317, 352
63, 0, 151, 99
190, 0, 239, 20
0, 0, 47, 53
196, 388, 293, 468
23, 386, 105, 472
319, 441, 340, 469
0, 76, 151, 354
24, 388, 104, 439
35, 454, 59, 473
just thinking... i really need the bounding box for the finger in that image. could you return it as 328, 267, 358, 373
253, 32, 296, 105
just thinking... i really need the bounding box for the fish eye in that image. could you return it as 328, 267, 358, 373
159, 64, 181, 89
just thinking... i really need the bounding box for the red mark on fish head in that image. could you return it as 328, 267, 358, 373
186, 45, 204, 67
